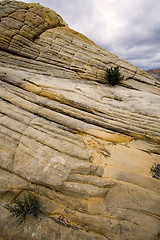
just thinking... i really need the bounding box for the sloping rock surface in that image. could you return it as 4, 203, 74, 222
0, 1, 160, 240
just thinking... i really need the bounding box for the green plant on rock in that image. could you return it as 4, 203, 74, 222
151, 164, 160, 180
106, 66, 124, 86
5, 193, 41, 225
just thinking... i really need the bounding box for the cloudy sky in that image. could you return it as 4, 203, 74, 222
23, 0, 160, 70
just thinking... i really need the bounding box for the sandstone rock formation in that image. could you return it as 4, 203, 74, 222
0, 1, 160, 240
147, 69, 160, 82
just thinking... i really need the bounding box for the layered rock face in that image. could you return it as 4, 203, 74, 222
0, 1, 160, 240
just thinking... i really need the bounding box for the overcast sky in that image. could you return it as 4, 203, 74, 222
23, 0, 160, 70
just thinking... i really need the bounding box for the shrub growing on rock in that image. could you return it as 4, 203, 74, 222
5, 194, 41, 225
106, 66, 124, 86
151, 164, 160, 180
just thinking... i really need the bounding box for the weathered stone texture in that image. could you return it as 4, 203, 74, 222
0, 1, 160, 240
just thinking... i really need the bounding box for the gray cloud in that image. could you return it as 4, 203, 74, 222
20, 0, 160, 70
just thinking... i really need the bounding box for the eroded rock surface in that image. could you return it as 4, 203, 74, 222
0, 1, 160, 240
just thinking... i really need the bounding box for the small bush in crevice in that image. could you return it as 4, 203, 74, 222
106, 66, 124, 86
5, 193, 41, 225
151, 164, 160, 180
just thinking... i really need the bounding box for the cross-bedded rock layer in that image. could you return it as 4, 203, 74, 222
0, 1, 160, 240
